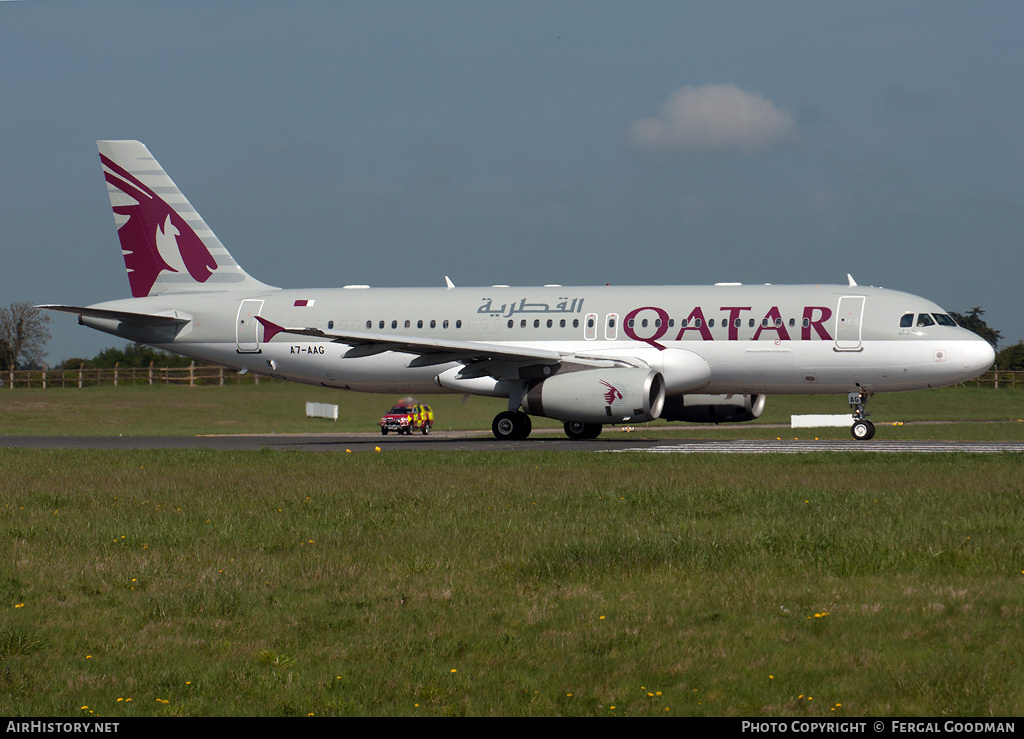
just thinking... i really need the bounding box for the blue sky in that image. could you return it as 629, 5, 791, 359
1, 1, 1021, 363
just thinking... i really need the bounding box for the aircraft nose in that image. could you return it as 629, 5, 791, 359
961, 335, 995, 375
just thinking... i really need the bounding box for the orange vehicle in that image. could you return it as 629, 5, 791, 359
380, 400, 434, 435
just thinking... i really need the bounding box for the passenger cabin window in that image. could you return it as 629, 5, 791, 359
900, 314, 914, 328
328, 321, 334, 329
916, 314, 935, 327
584, 312, 598, 341
605, 313, 619, 341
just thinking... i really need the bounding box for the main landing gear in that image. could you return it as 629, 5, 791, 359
563, 421, 602, 440
849, 389, 875, 441
492, 411, 532, 441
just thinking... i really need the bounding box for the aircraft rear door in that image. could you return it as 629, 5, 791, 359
835, 296, 865, 351
236, 299, 265, 353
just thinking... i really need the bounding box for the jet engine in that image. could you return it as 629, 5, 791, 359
660, 393, 766, 423
521, 368, 666, 424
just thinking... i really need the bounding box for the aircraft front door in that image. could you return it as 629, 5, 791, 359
236, 299, 265, 353
835, 296, 865, 351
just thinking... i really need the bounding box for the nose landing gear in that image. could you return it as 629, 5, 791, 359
849, 389, 875, 440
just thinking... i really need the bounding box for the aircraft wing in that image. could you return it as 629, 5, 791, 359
256, 316, 567, 366
252, 313, 643, 380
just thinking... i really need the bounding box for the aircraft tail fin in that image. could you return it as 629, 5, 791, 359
97, 140, 273, 298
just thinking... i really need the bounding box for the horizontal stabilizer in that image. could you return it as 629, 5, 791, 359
38, 304, 192, 325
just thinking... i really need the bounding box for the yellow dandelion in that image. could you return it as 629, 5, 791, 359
14, 603, 24, 608
451, 669, 457, 674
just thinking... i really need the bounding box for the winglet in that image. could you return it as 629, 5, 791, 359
255, 316, 285, 342
445, 276, 455, 289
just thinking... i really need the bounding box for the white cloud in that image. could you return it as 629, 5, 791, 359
627, 84, 797, 155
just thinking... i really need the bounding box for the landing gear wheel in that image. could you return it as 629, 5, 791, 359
493, 411, 532, 441
513, 412, 532, 440
851, 419, 875, 441
564, 421, 602, 440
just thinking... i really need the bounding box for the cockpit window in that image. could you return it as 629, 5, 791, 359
932, 313, 957, 327
916, 313, 935, 327
900, 313, 914, 328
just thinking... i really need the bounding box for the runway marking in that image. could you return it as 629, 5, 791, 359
606, 440, 1024, 454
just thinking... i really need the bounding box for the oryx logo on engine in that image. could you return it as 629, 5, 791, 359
599, 380, 623, 407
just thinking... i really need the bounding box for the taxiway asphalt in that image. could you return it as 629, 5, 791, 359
3, 433, 1023, 454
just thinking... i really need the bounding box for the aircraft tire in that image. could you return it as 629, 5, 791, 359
493, 412, 532, 440
493, 412, 519, 441
564, 421, 602, 440
513, 412, 532, 440
851, 420, 875, 441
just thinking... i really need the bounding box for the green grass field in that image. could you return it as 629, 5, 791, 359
1, 385, 1022, 716
1, 450, 1022, 716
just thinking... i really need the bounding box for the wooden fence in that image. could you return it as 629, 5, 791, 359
957, 370, 1024, 390
2, 364, 1022, 390
1, 363, 277, 389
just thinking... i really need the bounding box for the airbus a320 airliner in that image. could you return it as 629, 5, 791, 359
42, 141, 995, 441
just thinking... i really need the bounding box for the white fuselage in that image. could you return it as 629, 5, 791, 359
83, 283, 995, 397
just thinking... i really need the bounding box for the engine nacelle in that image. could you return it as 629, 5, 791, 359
521, 368, 666, 424
660, 393, 766, 424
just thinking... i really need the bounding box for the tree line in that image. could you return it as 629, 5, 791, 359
3, 302, 1024, 372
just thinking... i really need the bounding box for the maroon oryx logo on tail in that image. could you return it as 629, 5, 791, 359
599, 380, 623, 407
101, 153, 218, 297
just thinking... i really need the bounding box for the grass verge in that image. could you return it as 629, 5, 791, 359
2, 449, 1022, 716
